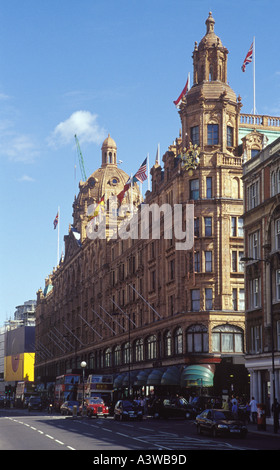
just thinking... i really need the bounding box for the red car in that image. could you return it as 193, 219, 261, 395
84, 397, 109, 418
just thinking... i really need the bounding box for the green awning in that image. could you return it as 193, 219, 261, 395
146, 368, 166, 385
121, 370, 138, 387
134, 369, 151, 386
113, 373, 126, 388
180, 365, 214, 387
160, 366, 181, 385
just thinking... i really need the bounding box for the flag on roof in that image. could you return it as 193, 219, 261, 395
117, 178, 132, 204
134, 158, 147, 183
88, 195, 105, 221
53, 212, 59, 229
173, 74, 190, 108
241, 42, 253, 72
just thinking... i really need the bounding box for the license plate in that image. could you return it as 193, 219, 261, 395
230, 429, 240, 433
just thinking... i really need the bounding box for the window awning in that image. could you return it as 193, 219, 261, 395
180, 365, 214, 387
146, 368, 166, 385
160, 366, 181, 385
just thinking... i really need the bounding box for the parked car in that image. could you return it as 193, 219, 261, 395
114, 399, 143, 421
196, 409, 248, 438
28, 396, 42, 411
190, 396, 222, 413
83, 397, 109, 418
149, 397, 198, 419
60, 400, 80, 415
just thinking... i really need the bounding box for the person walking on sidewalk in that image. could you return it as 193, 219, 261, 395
250, 397, 258, 424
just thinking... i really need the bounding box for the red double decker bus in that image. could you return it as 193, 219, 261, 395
54, 374, 80, 410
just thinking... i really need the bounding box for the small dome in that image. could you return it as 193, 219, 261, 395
102, 134, 117, 150
198, 12, 222, 50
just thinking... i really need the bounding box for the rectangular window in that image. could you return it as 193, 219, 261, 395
191, 126, 199, 146
190, 179, 199, 200
238, 217, 244, 237
239, 251, 244, 272
205, 217, 212, 236
250, 325, 262, 353
275, 219, 280, 250
194, 252, 200, 272
191, 289, 200, 311
232, 251, 237, 272
194, 218, 199, 237
239, 289, 245, 310
250, 278, 261, 308
227, 126, 234, 147
249, 231, 260, 260
206, 177, 212, 198
231, 217, 237, 236
247, 180, 259, 209
207, 124, 219, 145
276, 270, 280, 301
205, 288, 213, 310
232, 288, 237, 310
205, 251, 212, 272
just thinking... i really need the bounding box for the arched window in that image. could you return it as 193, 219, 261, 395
174, 327, 183, 354
113, 345, 121, 366
212, 324, 243, 353
146, 335, 157, 360
164, 330, 172, 357
135, 339, 143, 362
187, 324, 208, 353
104, 348, 112, 367
123, 342, 132, 364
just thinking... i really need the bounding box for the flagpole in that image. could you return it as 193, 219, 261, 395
253, 36, 256, 115
147, 153, 150, 192
57, 206, 60, 265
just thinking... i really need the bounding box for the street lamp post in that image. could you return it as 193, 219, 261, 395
81, 361, 87, 417
241, 256, 278, 433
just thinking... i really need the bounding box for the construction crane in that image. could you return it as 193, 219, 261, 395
74, 134, 87, 182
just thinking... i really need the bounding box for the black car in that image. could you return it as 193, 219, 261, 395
196, 409, 248, 438
28, 396, 43, 411
149, 397, 197, 420
114, 400, 143, 421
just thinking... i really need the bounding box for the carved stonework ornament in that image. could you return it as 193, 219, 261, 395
180, 143, 201, 175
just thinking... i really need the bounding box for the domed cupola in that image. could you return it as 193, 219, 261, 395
101, 134, 117, 167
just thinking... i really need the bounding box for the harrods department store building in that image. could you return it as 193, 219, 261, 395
35, 13, 280, 397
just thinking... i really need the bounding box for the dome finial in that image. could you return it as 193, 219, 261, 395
206, 11, 215, 34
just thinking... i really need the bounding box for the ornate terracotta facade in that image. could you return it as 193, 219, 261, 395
35, 13, 253, 395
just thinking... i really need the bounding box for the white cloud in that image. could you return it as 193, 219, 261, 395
0, 120, 39, 163
48, 110, 107, 148
17, 174, 35, 182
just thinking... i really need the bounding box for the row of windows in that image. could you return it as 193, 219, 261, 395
249, 321, 280, 354
190, 124, 234, 147
247, 269, 280, 310
190, 287, 244, 311
99, 324, 244, 368
248, 219, 280, 259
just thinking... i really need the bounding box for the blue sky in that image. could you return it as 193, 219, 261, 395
0, 0, 279, 324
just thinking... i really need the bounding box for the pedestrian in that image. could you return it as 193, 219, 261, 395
272, 399, 280, 431
249, 397, 258, 424
231, 401, 238, 419
245, 401, 251, 423
222, 399, 229, 410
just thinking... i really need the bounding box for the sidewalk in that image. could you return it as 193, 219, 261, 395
247, 420, 280, 437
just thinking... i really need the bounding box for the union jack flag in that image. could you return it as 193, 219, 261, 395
53, 212, 59, 229
241, 42, 253, 72
134, 158, 147, 183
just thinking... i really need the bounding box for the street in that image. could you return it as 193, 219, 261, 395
1, 408, 280, 456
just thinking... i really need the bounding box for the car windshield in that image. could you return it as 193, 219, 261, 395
88, 398, 103, 405
213, 410, 234, 420
122, 400, 137, 409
